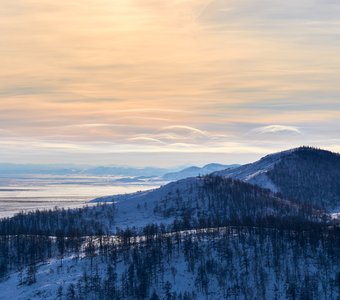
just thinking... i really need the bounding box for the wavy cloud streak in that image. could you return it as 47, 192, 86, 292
250, 125, 301, 135
0, 0, 339, 165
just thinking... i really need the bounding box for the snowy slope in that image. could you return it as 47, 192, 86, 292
212, 150, 294, 192
1, 228, 338, 300
215, 147, 340, 210
91, 177, 201, 230
91, 175, 320, 233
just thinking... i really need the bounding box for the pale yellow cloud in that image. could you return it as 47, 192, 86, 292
162, 125, 207, 136
250, 125, 301, 135
0, 0, 339, 164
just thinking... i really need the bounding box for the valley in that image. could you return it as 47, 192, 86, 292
0, 147, 339, 299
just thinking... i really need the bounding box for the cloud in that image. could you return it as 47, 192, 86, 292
128, 137, 165, 144
127, 126, 211, 146
162, 125, 207, 136
250, 125, 301, 135
0, 0, 339, 165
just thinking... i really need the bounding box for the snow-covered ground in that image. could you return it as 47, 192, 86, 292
330, 207, 340, 220
92, 178, 200, 231
0, 256, 83, 300
1, 228, 338, 300
213, 150, 282, 192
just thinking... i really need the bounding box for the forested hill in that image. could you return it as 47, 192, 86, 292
215, 147, 340, 210
0, 175, 325, 237
1, 226, 339, 299
267, 147, 340, 210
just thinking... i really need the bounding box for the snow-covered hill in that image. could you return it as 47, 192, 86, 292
1, 227, 339, 300
213, 149, 295, 192
0, 173, 323, 238
91, 175, 322, 232
215, 147, 340, 210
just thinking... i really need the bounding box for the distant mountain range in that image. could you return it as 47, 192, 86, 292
82, 166, 169, 177
162, 163, 239, 181
0, 164, 170, 177
0, 163, 237, 179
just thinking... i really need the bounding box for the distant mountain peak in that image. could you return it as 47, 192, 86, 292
267, 146, 338, 158
162, 163, 239, 181
215, 146, 340, 210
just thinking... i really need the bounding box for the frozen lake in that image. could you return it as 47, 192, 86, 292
0, 175, 163, 218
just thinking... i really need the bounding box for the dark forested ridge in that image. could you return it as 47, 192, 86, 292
0, 224, 339, 299
153, 176, 324, 230
0, 204, 115, 236
267, 147, 340, 210
215, 146, 340, 211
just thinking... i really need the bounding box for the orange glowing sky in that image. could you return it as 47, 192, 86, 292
0, 0, 339, 166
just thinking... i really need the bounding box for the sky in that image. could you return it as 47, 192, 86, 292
0, 0, 339, 167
